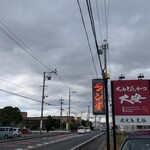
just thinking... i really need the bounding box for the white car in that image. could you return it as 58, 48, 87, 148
0, 127, 13, 139
77, 126, 86, 134
12, 128, 22, 137
85, 127, 91, 133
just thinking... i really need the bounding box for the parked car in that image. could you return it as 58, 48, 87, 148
12, 128, 22, 137
102, 127, 106, 131
85, 127, 91, 133
77, 126, 86, 134
21, 128, 32, 134
0, 127, 13, 139
120, 130, 150, 150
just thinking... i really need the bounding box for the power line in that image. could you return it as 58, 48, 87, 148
86, 0, 103, 75
0, 22, 54, 72
0, 88, 50, 105
0, 19, 75, 91
102, 0, 111, 77
0, 88, 68, 116
107, 0, 111, 41
86, 0, 98, 49
0, 77, 40, 96
77, 0, 98, 78
104, 0, 108, 40
0, 88, 64, 111
0, 76, 65, 105
95, 0, 103, 44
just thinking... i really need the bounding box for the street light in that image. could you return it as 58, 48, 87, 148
119, 74, 125, 80
138, 73, 144, 79
40, 70, 57, 134
68, 89, 77, 131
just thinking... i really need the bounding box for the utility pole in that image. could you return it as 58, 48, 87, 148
95, 115, 96, 129
98, 40, 110, 150
80, 112, 82, 125
68, 89, 71, 128
87, 105, 90, 126
102, 40, 110, 150
40, 70, 57, 134
68, 89, 77, 131
59, 98, 64, 131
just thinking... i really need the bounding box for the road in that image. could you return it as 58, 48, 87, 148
81, 134, 106, 150
0, 131, 106, 150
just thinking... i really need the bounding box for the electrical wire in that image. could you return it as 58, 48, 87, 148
0, 77, 40, 96
0, 88, 50, 105
95, 0, 103, 44
0, 23, 54, 72
77, 0, 98, 78
107, 0, 110, 42
0, 6, 92, 115
0, 88, 64, 111
0, 19, 77, 92
106, 0, 111, 79
104, 0, 108, 41
86, 0, 98, 50
0, 76, 64, 106
86, 0, 103, 74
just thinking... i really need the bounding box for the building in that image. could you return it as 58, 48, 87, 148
21, 112, 81, 130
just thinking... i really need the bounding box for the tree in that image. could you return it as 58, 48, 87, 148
70, 119, 78, 131
0, 106, 23, 126
81, 120, 86, 126
45, 116, 60, 131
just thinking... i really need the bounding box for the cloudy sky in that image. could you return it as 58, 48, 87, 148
0, 0, 150, 121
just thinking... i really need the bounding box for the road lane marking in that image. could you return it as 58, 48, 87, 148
70, 133, 104, 150
27, 146, 34, 148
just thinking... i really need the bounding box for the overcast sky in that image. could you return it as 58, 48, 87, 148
0, 0, 150, 122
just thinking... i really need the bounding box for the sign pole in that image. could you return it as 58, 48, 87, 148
104, 77, 110, 150
111, 81, 117, 150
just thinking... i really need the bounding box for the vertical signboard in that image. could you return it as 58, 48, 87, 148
92, 79, 105, 115
112, 80, 150, 125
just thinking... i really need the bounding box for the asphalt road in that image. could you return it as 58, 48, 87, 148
0, 131, 105, 150
81, 134, 106, 150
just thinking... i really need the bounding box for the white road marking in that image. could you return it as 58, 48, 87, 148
70, 133, 104, 150
27, 146, 34, 148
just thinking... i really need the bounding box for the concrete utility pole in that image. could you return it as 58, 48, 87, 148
87, 105, 90, 126
59, 98, 64, 130
68, 89, 77, 131
95, 115, 97, 129
40, 70, 57, 134
98, 40, 110, 150
102, 40, 110, 150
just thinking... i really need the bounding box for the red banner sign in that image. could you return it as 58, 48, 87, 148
92, 79, 105, 115
112, 80, 150, 125
112, 80, 150, 115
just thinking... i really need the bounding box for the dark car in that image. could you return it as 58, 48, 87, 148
21, 129, 32, 134
120, 130, 150, 150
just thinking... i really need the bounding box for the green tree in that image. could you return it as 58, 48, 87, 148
81, 120, 86, 126
0, 106, 23, 126
45, 116, 54, 131
45, 116, 61, 131
70, 121, 76, 131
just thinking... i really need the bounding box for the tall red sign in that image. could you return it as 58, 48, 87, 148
92, 79, 105, 115
112, 80, 150, 125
